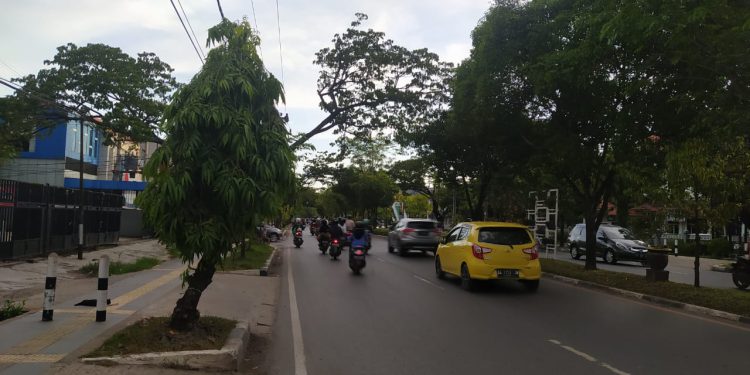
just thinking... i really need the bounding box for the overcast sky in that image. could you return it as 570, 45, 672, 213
0, 0, 491, 152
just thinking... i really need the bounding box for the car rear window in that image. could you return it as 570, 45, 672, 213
407, 221, 436, 230
478, 227, 532, 246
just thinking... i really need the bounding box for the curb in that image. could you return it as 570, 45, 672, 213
81, 320, 251, 371
544, 273, 750, 325
260, 247, 278, 276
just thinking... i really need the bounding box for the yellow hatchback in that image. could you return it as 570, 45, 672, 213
435, 222, 541, 292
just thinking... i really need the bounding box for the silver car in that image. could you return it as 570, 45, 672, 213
387, 219, 440, 256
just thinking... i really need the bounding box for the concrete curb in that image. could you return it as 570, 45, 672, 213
544, 273, 750, 325
81, 320, 251, 371
260, 247, 278, 276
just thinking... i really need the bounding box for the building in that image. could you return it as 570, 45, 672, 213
0, 117, 156, 205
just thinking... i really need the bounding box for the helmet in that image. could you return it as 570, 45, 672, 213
295, 218, 302, 223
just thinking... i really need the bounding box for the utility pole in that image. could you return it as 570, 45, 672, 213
78, 118, 85, 260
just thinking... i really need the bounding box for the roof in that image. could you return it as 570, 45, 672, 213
458, 221, 528, 228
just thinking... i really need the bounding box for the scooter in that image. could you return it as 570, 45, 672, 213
293, 229, 304, 248
731, 255, 750, 290
349, 245, 367, 274
329, 238, 342, 260
318, 237, 330, 255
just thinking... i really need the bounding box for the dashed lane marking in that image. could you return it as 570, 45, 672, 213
413, 275, 445, 290
548, 339, 630, 375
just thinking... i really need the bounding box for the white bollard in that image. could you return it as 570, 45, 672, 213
42, 253, 58, 321
674, 239, 679, 257
96, 255, 109, 322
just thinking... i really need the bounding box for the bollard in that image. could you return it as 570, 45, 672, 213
674, 239, 679, 257
42, 253, 58, 321
96, 255, 109, 322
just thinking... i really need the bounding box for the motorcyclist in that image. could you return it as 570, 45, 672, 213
317, 219, 331, 247
330, 218, 345, 244
350, 222, 370, 252
292, 218, 304, 234
345, 216, 355, 232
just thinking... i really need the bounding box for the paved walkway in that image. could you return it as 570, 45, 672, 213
0, 240, 279, 375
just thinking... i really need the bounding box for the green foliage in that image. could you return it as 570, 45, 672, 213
0, 299, 26, 321
219, 242, 274, 271
372, 228, 389, 236
293, 13, 453, 149
137, 18, 294, 266
3, 43, 178, 149
78, 257, 161, 277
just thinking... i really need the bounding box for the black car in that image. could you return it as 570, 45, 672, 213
568, 223, 649, 265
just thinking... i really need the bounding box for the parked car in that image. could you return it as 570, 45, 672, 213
387, 218, 440, 256
434, 221, 541, 292
263, 224, 283, 242
568, 223, 649, 265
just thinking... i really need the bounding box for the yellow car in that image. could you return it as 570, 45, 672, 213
435, 222, 541, 292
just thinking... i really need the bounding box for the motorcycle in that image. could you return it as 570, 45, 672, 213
349, 245, 367, 274
318, 237, 330, 255
293, 229, 304, 248
731, 255, 750, 290
329, 238, 342, 260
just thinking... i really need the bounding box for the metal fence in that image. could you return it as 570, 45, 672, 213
0, 179, 123, 260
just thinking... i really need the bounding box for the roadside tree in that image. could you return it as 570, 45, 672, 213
137, 19, 294, 330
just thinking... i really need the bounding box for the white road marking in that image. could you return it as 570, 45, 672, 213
413, 274, 445, 290
561, 345, 597, 362
548, 339, 630, 375
287, 249, 308, 375
601, 363, 631, 375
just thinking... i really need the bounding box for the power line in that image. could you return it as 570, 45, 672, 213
250, 0, 263, 59
216, 0, 226, 20
0, 57, 22, 78
275, 0, 287, 112
169, 0, 205, 65
176, 0, 206, 60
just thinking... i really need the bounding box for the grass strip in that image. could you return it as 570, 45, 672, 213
84, 316, 236, 357
0, 299, 27, 321
540, 258, 750, 317
220, 242, 274, 271
79, 257, 161, 276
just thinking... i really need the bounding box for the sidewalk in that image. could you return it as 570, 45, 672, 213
546, 249, 736, 289
0, 241, 281, 375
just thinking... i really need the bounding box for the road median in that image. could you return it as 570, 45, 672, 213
541, 258, 750, 324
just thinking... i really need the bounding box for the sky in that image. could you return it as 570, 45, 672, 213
0, 0, 492, 154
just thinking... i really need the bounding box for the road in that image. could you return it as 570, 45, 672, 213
266, 234, 750, 375
546, 249, 735, 289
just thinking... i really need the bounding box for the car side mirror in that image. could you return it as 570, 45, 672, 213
441, 237, 447, 244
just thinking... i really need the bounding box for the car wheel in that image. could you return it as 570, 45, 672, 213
270, 233, 279, 242
460, 263, 476, 291
570, 246, 581, 260
570, 246, 580, 260
398, 242, 408, 256
435, 256, 446, 280
604, 249, 617, 264
387, 240, 394, 253
520, 279, 540, 293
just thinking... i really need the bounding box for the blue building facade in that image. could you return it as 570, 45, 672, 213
0, 118, 148, 205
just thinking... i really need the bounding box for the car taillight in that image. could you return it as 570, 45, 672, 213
402, 228, 415, 235
523, 244, 540, 260
471, 244, 492, 260
432, 228, 442, 236
333, 239, 339, 244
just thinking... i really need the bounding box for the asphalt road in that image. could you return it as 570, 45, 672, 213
266, 234, 750, 375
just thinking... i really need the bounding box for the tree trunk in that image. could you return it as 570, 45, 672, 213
584, 214, 598, 270
169, 257, 217, 331
693, 219, 701, 288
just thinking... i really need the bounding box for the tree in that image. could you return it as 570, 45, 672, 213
389, 158, 445, 223
291, 13, 453, 149
136, 19, 294, 330
665, 135, 750, 287
3, 43, 178, 147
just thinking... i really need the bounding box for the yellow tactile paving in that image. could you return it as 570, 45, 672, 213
111, 267, 184, 308
0, 354, 65, 363
0, 266, 185, 364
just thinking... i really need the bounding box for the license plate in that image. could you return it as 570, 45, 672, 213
418, 231, 428, 236
496, 269, 519, 278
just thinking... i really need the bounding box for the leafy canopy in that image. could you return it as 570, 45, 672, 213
137, 18, 294, 264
